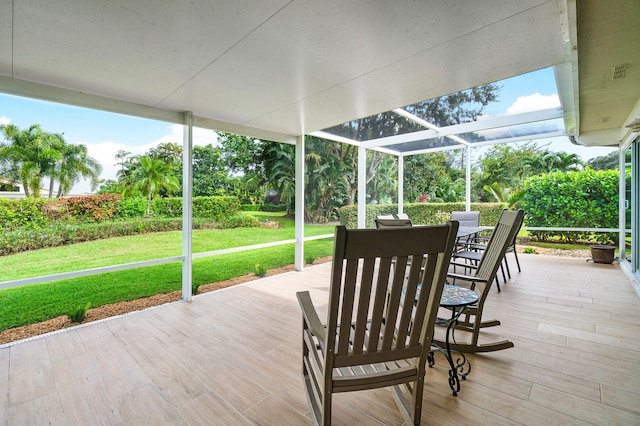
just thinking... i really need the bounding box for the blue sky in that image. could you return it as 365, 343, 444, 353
0, 66, 615, 194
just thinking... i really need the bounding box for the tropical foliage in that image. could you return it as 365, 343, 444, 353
0, 124, 101, 197
518, 168, 618, 243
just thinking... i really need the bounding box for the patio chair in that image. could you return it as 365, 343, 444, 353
296, 222, 459, 425
450, 211, 480, 252
438, 209, 525, 354
450, 211, 480, 228
375, 217, 413, 228
452, 210, 525, 288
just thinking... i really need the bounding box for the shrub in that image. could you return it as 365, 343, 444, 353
254, 264, 267, 277
219, 214, 259, 229
337, 202, 507, 229
151, 197, 182, 217
114, 196, 146, 219
240, 204, 261, 211
46, 194, 120, 223
523, 247, 537, 254
519, 169, 618, 243
0, 198, 48, 230
260, 203, 287, 212
193, 196, 240, 220
67, 302, 91, 323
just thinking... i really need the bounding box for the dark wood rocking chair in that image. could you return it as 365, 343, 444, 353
296, 222, 459, 425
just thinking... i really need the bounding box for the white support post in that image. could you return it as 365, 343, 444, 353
182, 112, 193, 301
398, 155, 404, 215
619, 145, 626, 259
465, 146, 471, 211
358, 146, 367, 228
294, 135, 305, 271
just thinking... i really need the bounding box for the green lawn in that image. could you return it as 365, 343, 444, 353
0, 213, 335, 331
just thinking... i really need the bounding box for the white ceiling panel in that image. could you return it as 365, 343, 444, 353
0, 1, 13, 76
10, 0, 290, 105
1, 0, 638, 147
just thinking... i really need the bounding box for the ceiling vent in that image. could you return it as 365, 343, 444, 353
626, 118, 640, 132
611, 64, 627, 80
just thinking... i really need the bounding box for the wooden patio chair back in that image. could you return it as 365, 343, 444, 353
473, 209, 524, 305
296, 222, 459, 425
442, 209, 525, 353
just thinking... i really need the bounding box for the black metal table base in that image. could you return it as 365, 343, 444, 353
429, 308, 471, 396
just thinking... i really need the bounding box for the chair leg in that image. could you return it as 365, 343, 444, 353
513, 250, 521, 272
503, 257, 511, 279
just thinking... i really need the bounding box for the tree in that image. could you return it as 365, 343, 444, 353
404, 152, 462, 202
264, 142, 296, 213
367, 154, 397, 204
51, 136, 102, 197
546, 151, 583, 173
192, 144, 231, 196
119, 155, 180, 216
148, 142, 182, 165
0, 124, 61, 197
586, 150, 620, 170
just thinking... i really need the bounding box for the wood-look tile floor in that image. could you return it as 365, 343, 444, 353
1, 254, 639, 425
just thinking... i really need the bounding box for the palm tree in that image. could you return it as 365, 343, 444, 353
264, 143, 295, 212
54, 141, 102, 197
0, 124, 61, 197
120, 155, 180, 216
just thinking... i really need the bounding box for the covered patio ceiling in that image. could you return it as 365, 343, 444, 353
1, 1, 638, 149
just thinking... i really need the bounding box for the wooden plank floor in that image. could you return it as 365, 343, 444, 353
1, 254, 640, 425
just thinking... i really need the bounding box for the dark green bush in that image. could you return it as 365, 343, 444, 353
115, 196, 146, 218
0, 198, 48, 229
240, 204, 261, 211
193, 196, 240, 220
151, 197, 183, 218
519, 169, 618, 243
337, 202, 507, 229
260, 203, 287, 212
219, 214, 259, 228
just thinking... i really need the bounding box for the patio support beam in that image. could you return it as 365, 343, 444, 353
295, 135, 305, 270
182, 112, 193, 302
358, 146, 366, 228
398, 155, 404, 215
465, 145, 471, 211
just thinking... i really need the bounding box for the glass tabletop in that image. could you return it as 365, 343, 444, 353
440, 284, 479, 307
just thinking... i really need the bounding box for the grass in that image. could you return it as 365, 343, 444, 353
0, 211, 332, 281
0, 212, 334, 330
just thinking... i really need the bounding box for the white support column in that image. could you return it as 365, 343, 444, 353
294, 135, 305, 271
619, 145, 625, 258
358, 146, 367, 228
182, 112, 193, 301
398, 155, 404, 214
465, 146, 471, 211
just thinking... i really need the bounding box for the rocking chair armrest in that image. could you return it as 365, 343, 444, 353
446, 271, 488, 285
449, 260, 479, 271
296, 291, 326, 342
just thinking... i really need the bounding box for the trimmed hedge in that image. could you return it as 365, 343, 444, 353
337, 202, 507, 229
519, 169, 618, 243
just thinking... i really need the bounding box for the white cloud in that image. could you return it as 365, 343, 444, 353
506, 93, 560, 115
0, 116, 10, 125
